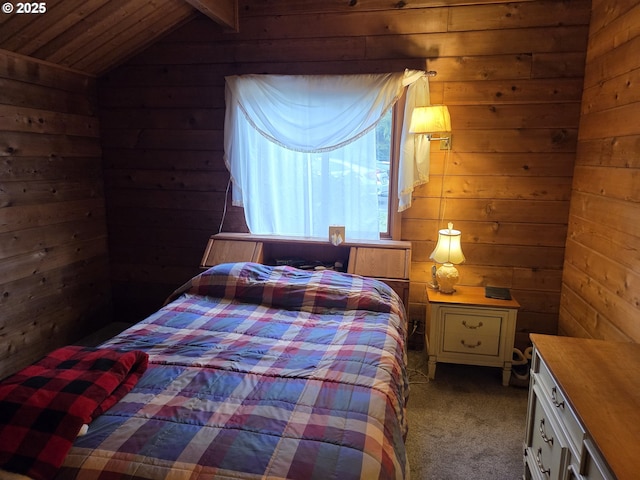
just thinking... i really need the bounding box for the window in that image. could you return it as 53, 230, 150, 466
224, 72, 429, 240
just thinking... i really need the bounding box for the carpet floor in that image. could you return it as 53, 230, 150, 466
405, 348, 529, 480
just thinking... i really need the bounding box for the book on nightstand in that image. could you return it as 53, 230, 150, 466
485, 286, 512, 300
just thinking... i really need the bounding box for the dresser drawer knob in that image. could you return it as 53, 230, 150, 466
551, 387, 565, 409
462, 320, 483, 329
539, 418, 554, 445
461, 339, 482, 348
535, 448, 551, 477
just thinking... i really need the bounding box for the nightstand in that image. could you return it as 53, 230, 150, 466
425, 286, 520, 386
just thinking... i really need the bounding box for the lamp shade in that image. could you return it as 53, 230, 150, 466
430, 222, 465, 265
409, 105, 452, 134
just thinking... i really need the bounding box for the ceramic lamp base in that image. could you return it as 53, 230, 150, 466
436, 262, 459, 294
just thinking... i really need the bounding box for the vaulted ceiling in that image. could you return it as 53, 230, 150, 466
0, 0, 237, 76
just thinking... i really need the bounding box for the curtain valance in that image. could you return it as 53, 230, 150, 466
225, 71, 421, 153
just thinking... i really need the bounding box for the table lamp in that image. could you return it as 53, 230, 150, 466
430, 222, 465, 293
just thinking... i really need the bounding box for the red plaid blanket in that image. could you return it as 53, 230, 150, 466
0, 345, 148, 480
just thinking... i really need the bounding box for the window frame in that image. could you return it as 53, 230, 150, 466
385, 92, 407, 240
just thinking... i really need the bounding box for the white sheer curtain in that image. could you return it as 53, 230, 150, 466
399, 73, 431, 211
224, 70, 428, 239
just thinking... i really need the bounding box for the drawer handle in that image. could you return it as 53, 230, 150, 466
535, 448, 551, 477
461, 340, 482, 348
538, 418, 554, 445
462, 320, 483, 329
551, 387, 565, 409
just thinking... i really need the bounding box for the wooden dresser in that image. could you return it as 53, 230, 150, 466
524, 334, 640, 480
200, 233, 411, 306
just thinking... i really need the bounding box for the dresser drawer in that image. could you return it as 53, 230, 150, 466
527, 389, 570, 480
441, 309, 502, 356
534, 354, 586, 456
582, 440, 613, 480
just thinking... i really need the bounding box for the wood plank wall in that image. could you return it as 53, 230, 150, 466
559, 0, 640, 343
0, 50, 111, 378
98, 0, 591, 348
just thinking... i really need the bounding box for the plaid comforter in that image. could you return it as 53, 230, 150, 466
56, 262, 409, 479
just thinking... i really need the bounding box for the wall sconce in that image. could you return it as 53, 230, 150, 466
430, 222, 465, 293
409, 105, 452, 150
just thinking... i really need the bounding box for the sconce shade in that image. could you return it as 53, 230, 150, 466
409, 105, 452, 135
430, 222, 465, 265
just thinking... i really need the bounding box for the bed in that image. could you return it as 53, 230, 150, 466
2, 262, 409, 480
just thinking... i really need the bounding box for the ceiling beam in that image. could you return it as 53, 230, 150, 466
183, 0, 238, 31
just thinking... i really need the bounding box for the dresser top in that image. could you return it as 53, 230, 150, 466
426, 285, 520, 309
531, 334, 640, 480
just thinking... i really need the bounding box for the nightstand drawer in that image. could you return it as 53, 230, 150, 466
442, 333, 500, 356
441, 309, 502, 356
442, 310, 502, 335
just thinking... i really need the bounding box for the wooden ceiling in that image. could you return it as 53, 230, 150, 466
0, 0, 237, 76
